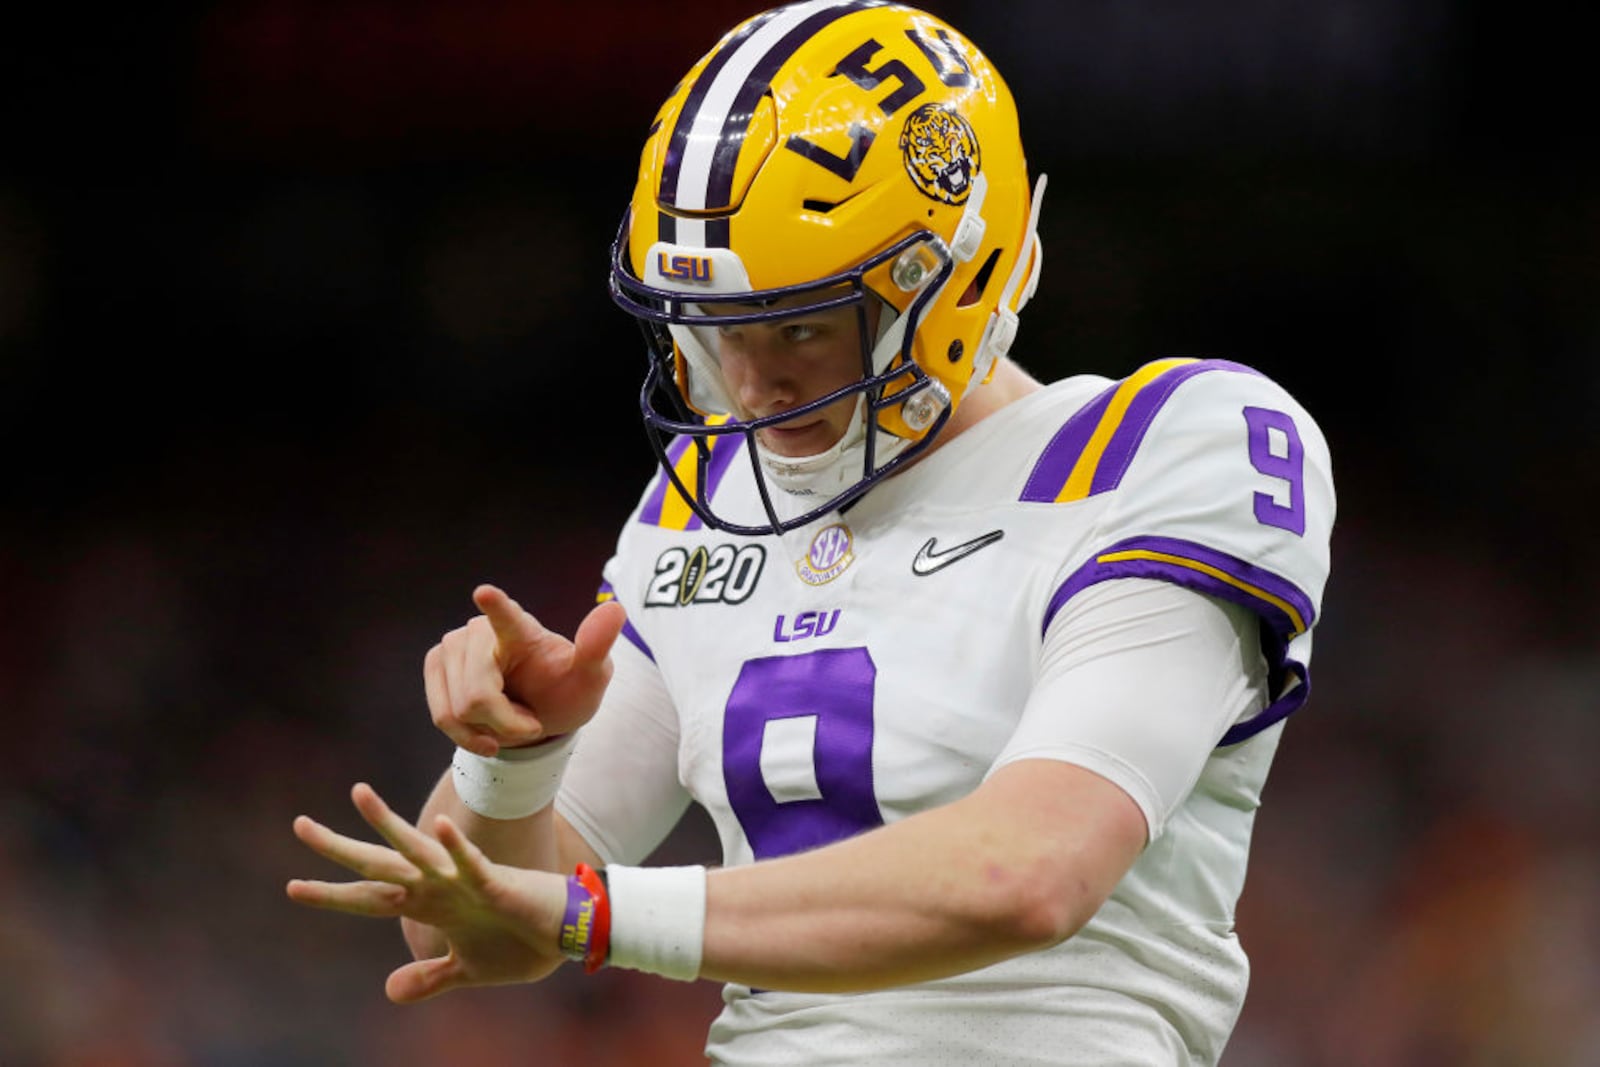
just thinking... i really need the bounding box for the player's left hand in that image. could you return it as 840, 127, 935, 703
287, 782, 568, 1002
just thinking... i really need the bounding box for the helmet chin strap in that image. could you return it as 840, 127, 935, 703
754, 395, 876, 500
967, 172, 1048, 392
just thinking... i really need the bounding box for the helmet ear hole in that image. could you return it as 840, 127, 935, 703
957, 248, 1003, 308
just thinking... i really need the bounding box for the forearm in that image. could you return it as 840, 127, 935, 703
702, 811, 1049, 991
696, 760, 1146, 993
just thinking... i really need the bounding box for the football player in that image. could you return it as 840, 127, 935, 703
289, 2, 1336, 1063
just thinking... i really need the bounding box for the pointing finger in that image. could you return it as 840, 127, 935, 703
472, 584, 547, 655
428, 638, 509, 756
448, 619, 545, 750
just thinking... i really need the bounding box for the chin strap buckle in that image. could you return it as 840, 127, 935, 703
972, 306, 1018, 385
951, 213, 986, 263
950, 173, 990, 263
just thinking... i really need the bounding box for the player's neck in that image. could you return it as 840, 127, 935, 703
940, 359, 1043, 445
886, 358, 1043, 481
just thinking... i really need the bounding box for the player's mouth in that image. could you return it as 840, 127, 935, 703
757, 418, 833, 456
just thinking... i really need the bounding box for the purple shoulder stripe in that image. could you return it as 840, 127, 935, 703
1020, 360, 1263, 504
1089, 360, 1262, 495
1018, 382, 1117, 502
639, 435, 693, 527
693, 430, 745, 529
638, 432, 745, 531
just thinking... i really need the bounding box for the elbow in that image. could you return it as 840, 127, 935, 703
1015, 884, 1097, 950
951, 760, 1148, 955
977, 861, 1100, 951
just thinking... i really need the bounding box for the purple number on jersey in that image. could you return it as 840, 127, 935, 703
1243, 406, 1306, 536
722, 648, 884, 860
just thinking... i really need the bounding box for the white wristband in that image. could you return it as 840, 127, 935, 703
450, 733, 578, 820
604, 864, 707, 981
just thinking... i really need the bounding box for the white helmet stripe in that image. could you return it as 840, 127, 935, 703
665, 0, 875, 221
674, 217, 708, 249
677, 0, 842, 211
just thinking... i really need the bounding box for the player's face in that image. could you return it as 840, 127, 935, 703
710, 297, 876, 457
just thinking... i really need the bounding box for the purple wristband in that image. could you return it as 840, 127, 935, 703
558, 874, 597, 961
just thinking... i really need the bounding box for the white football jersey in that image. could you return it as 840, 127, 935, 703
559, 358, 1335, 1065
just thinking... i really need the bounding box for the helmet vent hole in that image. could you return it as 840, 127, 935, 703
958, 248, 1003, 308
947, 339, 964, 363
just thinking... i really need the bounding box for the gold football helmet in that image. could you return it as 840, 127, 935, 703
610, 0, 1045, 534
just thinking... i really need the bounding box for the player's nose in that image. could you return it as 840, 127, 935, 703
728, 341, 799, 416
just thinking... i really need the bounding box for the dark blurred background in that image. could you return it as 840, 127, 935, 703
3, 2, 1597, 1064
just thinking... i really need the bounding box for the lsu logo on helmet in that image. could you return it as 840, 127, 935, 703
656, 252, 714, 283
899, 103, 982, 206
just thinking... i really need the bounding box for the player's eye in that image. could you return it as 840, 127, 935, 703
781, 322, 820, 343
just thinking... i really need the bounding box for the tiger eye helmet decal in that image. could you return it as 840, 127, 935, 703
609, 0, 1046, 536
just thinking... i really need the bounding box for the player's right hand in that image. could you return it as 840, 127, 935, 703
422, 584, 627, 757
288, 782, 569, 1001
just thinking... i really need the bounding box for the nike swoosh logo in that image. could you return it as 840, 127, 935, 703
911, 530, 1005, 576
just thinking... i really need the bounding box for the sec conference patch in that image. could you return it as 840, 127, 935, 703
796, 523, 855, 586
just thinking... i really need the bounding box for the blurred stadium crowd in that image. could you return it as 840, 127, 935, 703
3, 1, 1597, 1063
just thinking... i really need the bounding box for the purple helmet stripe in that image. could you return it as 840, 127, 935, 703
1088, 360, 1262, 495
1018, 382, 1117, 502
706, 216, 731, 249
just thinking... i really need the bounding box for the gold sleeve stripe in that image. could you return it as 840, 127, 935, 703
1096, 547, 1308, 635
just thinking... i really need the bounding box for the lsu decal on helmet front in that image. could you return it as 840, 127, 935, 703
609, 0, 1046, 535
